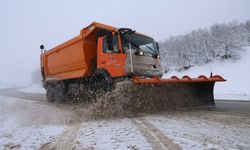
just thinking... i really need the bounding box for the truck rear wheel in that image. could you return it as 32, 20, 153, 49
46, 85, 55, 103
54, 83, 66, 103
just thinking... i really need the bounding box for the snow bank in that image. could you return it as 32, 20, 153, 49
163, 47, 250, 100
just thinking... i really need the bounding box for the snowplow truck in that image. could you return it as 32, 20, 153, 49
40, 22, 225, 109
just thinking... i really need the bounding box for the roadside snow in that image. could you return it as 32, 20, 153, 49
18, 84, 45, 94
0, 96, 65, 150
163, 47, 250, 101
0, 125, 64, 150
145, 112, 250, 150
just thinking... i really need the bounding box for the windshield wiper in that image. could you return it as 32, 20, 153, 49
144, 45, 156, 55
121, 33, 140, 49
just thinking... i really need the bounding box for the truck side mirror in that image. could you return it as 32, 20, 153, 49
106, 32, 114, 51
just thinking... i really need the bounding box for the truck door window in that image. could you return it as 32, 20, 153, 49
103, 35, 119, 53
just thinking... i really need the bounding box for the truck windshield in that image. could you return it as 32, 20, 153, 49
122, 33, 158, 56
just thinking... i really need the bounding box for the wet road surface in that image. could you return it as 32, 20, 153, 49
0, 88, 249, 116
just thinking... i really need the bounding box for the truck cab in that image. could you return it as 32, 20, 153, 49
96, 29, 163, 78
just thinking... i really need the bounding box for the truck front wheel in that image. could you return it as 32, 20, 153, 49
46, 85, 55, 103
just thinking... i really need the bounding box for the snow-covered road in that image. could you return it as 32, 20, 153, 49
0, 89, 250, 150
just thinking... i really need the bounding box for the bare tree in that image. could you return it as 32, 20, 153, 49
245, 20, 250, 45
210, 21, 248, 59
160, 20, 249, 71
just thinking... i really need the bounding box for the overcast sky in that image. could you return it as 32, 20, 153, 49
0, 0, 250, 86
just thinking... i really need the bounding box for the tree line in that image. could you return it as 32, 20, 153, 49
159, 20, 250, 71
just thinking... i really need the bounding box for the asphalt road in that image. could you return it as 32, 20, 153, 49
0, 88, 249, 116
0, 88, 46, 101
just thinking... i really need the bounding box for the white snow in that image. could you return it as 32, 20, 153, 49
145, 113, 250, 150
0, 93, 249, 149
0, 96, 65, 150
163, 47, 250, 101
0, 125, 64, 150
0, 95, 153, 150
76, 119, 152, 150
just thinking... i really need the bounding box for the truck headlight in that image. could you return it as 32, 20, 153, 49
135, 50, 144, 56
139, 51, 144, 56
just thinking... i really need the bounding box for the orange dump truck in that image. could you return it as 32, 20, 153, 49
40, 22, 225, 106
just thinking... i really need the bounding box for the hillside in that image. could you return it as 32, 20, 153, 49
160, 20, 250, 71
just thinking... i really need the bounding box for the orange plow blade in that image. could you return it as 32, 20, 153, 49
133, 75, 226, 84
126, 75, 226, 111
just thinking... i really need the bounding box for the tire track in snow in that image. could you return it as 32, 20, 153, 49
39, 123, 81, 150
131, 118, 165, 150
132, 118, 181, 150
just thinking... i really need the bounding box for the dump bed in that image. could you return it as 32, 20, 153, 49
41, 35, 96, 81
40, 22, 116, 81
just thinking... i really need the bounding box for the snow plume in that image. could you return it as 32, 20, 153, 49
87, 80, 137, 118
87, 80, 211, 119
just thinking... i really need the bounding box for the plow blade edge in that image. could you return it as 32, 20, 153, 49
128, 75, 226, 111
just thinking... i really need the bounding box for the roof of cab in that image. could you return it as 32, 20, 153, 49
81, 22, 117, 38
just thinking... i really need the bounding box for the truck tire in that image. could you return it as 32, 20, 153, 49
46, 85, 55, 103
54, 83, 65, 103
94, 69, 114, 91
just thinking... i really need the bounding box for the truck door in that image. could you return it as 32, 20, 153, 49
97, 34, 126, 77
